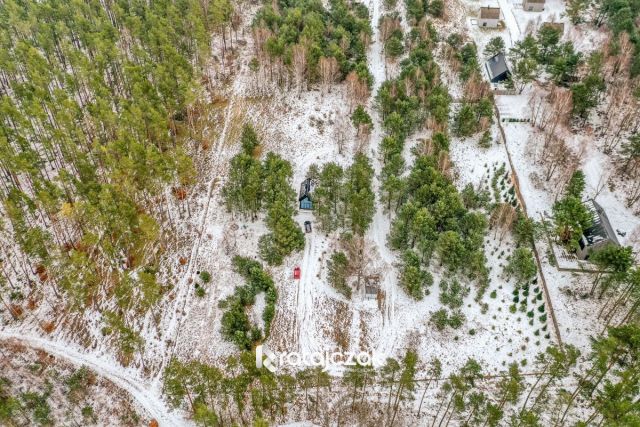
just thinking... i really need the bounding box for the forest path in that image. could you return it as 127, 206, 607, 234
158, 76, 244, 376
498, 0, 523, 47
0, 330, 187, 426
366, 0, 400, 362
297, 231, 320, 354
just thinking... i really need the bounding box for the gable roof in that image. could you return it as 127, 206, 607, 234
582, 199, 620, 246
298, 178, 313, 201
365, 285, 378, 295
486, 52, 509, 80
480, 6, 501, 19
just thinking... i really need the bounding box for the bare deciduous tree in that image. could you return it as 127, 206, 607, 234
379, 14, 401, 44
490, 203, 516, 240
437, 150, 451, 177
601, 81, 638, 153
464, 72, 491, 102
531, 86, 572, 133
593, 172, 610, 198
604, 32, 634, 79
345, 71, 369, 111
542, 134, 577, 181
625, 166, 640, 208
319, 56, 339, 95
333, 114, 349, 155
354, 122, 372, 152
292, 43, 307, 96
341, 235, 374, 290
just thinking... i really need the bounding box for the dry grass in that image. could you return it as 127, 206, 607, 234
328, 299, 352, 352
223, 96, 272, 148
359, 313, 372, 352
268, 298, 298, 353
224, 99, 249, 147
40, 320, 56, 334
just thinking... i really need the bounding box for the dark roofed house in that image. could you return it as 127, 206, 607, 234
298, 178, 314, 210
576, 199, 620, 260
479, 6, 501, 28
365, 285, 379, 299
485, 52, 510, 83
364, 274, 381, 299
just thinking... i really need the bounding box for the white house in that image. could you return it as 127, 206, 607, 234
478, 7, 501, 28
523, 0, 545, 12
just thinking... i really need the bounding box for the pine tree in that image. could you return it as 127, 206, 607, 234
222, 153, 263, 219
565, 170, 586, 198
380, 357, 401, 418
558, 325, 640, 425
496, 362, 524, 410
504, 248, 537, 285
260, 199, 305, 266
589, 245, 634, 297
252, 152, 305, 265
343, 362, 367, 410
399, 250, 433, 300
295, 369, 314, 414
389, 350, 418, 425
519, 345, 579, 416
417, 358, 442, 416
310, 367, 331, 418
313, 163, 345, 232
261, 152, 295, 208
344, 153, 375, 235
351, 105, 373, 135
0, 0, 217, 316
327, 251, 351, 298
484, 37, 506, 58
552, 196, 592, 249
0, 378, 20, 426
240, 124, 260, 154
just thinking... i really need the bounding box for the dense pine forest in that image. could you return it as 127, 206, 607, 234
0, 0, 226, 355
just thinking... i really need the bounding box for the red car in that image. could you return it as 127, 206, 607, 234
293, 266, 301, 279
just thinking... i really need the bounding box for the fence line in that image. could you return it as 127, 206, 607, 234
492, 101, 564, 347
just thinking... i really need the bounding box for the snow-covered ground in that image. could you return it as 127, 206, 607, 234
1, 0, 637, 423
140, 0, 561, 380
0, 330, 186, 426
461, 0, 639, 352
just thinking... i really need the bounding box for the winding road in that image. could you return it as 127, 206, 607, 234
0, 330, 188, 426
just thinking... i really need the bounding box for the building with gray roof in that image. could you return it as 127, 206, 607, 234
576, 199, 620, 260
485, 52, 510, 83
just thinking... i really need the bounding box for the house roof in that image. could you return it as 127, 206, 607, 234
365, 285, 378, 295
486, 52, 509, 80
298, 178, 313, 201
480, 6, 501, 19
582, 199, 620, 246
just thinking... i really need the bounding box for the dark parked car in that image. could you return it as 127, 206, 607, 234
304, 221, 312, 233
